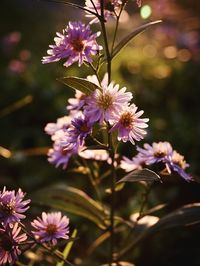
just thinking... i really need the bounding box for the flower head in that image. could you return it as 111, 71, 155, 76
137, 141, 173, 165
31, 212, 69, 245
111, 104, 149, 144
167, 150, 192, 181
42, 21, 102, 67
84, 83, 132, 124
0, 223, 27, 266
120, 154, 146, 172
68, 115, 93, 145
47, 142, 78, 170
0, 188, 30, 226
85, 0, 122, 24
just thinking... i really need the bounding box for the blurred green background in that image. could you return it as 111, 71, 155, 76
1, 0, 200, 265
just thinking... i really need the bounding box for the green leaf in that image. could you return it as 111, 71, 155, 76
56, 229, 77, 266
119, 203, 200, 258
32, 184, 108, 229
58, 76, 101, 95
150, 203, 200, 231
117, 168, 161, 184
112, 20, 162, 59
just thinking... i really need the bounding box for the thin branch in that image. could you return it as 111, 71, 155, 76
40, 0, 101, 18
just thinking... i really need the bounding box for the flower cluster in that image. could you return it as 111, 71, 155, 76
0, 187, 70, 265
45, 73, 149, 169
121, 141, 192, 181
0, 187, 30, 265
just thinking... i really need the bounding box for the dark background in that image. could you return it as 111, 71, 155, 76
0, 0, 200, 265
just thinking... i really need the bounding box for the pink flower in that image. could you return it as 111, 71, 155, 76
42, 21, 102, 67
111, 104, 149, 144
137, 141, 173, 165
47, 142, 78, 170
0, 187, 30, 226
31, 212, 69, 245
84, 82, 132, 124
0, 224, 27, 265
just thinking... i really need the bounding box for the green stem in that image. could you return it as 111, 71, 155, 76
41, 0, 100, 19
82, 158, 102, 203
116, 184, 152, 260
90, 134, 108, 148
136, 183, 152, 221
107, 124, 117, 265
100, 0, 111, 83
111, 5, 124, 55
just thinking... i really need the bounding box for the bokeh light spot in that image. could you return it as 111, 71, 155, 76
140, 5, 152, 19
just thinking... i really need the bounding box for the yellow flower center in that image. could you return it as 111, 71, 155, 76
154, 151, 166, 158
119, 112, 134, 128
70, 38, 84, 52
80, 124, 90, 133
0, 201, 15, 214
96, 93, 113, 110
46, 224, 58, 236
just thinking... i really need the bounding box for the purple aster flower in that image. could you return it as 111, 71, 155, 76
85, 0, 122, 24
44, 116, 71, 137
47, 142, 78, 170
0, 187, 30, 226
67, 115, 93, 145
110, 104, 149, 144
137, 141, 173, 165
0, 223, 27, 266
31, 212, 69, 245
42, 21, 102, 67
167, 150, 192, 182
120, 154, 146, 172
84, 82, 132, 124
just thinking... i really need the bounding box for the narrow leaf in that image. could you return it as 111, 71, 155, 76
117, 168, 161, 184
119, 203, 200, 258
58, 77, 101, 95
56, 229, 77, 266
112, 20, 162, 59
32, 184, 108, 229
150, 203, 200, 231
